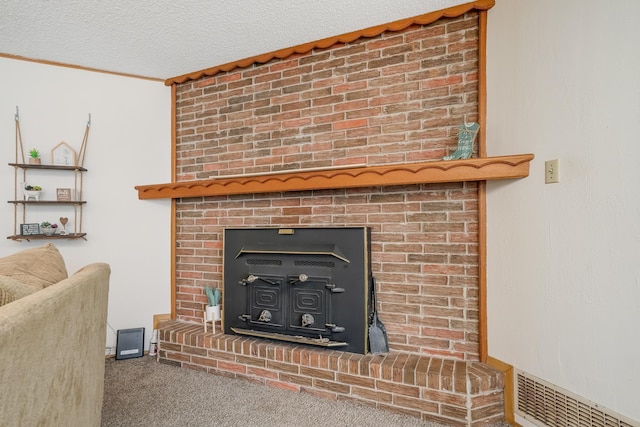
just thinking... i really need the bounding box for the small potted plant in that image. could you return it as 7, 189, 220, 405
23, 184, 42, 201
28, 148, 41, 165
40, 221, 58, 236
204, 286, 221, 321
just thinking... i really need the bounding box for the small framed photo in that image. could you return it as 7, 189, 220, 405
51, 141, 77, 166
56, 188, 72, 201
20, 223, 40, 236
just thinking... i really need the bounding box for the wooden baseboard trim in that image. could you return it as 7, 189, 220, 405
486, 356, 519, 426
153, 313, 172, 330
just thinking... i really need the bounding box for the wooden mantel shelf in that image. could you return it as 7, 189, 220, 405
135, 154, 534, 200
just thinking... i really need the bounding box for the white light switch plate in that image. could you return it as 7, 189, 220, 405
545, 159, 559, 184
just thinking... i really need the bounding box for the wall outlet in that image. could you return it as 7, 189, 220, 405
545, 159, 559, 184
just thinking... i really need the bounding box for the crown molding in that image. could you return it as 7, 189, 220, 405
165, 0, 495, 86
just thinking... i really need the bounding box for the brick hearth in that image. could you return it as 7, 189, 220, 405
158, 320, 504, 426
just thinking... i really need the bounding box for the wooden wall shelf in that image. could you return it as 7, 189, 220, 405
8, 201, 87, 205
8, 109, 90, 241
8, 163, 87, 172
7, 233, 87, 242
135, 154, 534, 200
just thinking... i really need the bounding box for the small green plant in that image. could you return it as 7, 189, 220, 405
40, 222, 58, 229
204, 286, 221, 306
29, 148, 40, 159
24, 185, 42, 191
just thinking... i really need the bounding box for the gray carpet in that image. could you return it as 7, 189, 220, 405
102, 356, 510, 427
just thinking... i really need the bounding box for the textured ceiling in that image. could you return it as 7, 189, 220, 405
0, 0, 468, 80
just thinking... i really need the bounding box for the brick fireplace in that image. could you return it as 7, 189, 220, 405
143, 2, 517, 425
172, 9, 485, 360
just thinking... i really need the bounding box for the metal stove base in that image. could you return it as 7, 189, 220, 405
231, 327, 348, 348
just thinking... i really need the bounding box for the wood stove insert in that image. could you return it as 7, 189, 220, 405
223, 227, 371, 354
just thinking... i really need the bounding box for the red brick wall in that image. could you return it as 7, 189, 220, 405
173, 13, 481, 360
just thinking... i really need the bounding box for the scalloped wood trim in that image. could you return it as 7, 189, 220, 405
135, 154, 533, 200
164, 0, 496, 86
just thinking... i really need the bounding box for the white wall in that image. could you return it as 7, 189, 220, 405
486, 0, 640, 422
0, 58, 172, 354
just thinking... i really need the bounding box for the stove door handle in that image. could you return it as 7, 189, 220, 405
325, 283, 345, 293
325, 323, 345, 333
290, 274, 309, 285
239, 275, 278, 286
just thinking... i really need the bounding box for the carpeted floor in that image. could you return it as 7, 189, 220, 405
102, 356, 510, 427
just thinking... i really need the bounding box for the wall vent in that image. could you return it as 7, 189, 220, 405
515, 370, 638, 427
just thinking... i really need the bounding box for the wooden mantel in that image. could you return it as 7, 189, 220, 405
135, 154, 533, 200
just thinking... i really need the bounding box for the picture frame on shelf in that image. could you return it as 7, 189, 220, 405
51, 141, 77, 166
56, 188, 72, 201
20, 223, 40, 236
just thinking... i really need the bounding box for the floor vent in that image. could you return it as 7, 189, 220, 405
515, 370, 638, 427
